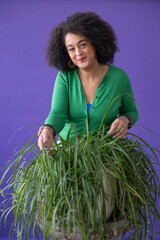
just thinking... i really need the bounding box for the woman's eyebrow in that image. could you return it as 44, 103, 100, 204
78, 39, 88, 43
66, 39, 88, 48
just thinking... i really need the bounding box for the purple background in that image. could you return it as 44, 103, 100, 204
0, 0, 160, 239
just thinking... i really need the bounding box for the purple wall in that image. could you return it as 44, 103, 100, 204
0, 0, 160, 239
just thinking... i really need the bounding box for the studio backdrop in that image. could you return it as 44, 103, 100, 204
0, 0, 160, 239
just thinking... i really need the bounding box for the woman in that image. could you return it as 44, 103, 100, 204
38, 12, 138, 150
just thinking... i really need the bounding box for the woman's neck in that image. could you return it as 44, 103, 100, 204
78, 63, 108, 83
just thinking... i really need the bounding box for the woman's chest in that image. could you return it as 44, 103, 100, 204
67, 77, 122, 121
81, 80, 101, 104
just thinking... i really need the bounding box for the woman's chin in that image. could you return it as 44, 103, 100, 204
77, 62, 90, 70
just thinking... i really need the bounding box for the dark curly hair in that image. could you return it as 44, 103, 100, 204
46, 12, 118, 72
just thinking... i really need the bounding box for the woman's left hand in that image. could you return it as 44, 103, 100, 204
107, 116, 129, 138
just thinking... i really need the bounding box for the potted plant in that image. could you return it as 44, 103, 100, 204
0, 120, 160, 240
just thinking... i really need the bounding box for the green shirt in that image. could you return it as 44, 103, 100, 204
45, 65, 138, 139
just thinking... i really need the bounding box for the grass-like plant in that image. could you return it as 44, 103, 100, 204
0, 122, 160, 240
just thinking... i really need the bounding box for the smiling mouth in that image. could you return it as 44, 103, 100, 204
78, 57, 86, 61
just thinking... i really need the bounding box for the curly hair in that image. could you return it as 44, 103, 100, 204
46, 12, 118, 72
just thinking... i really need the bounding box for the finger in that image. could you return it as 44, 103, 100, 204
107, 121, 119, 135
38, 136, 44, 151
38, 136, 52, 150
48, 147, 54, 157
113, 119, 129, 136
42, 138, 49, 147
42, 131, 52, 148
109, 122, 124, 137
114, 127, 127, 138
43, 139, 53, 149
110, 123, 126, 137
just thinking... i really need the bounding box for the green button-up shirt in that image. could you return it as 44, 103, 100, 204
45, 65, 138, 139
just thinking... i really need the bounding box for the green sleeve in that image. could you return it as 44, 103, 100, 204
45, 71, 68, 135
119, 72, 138, 124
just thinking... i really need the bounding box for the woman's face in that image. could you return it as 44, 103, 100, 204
65, 33, 97, 70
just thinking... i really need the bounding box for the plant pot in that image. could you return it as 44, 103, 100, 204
36, 171, 130, 240
36, 210, 131, 240
96, 169, 113, 221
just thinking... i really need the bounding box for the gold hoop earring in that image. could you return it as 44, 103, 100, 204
68, 60, 75, 69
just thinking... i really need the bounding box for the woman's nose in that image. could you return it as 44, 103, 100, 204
75, 47, 82, 55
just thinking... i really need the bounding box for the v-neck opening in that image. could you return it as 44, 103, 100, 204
76, 64, 111, 105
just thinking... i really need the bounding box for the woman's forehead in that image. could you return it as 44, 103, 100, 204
65, 33, 88, 46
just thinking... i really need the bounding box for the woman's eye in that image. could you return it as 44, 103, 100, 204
68, 48, 74, 52
80, 43, 86, 48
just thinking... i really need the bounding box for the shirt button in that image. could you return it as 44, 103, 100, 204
84, 106, 86, 108
92, 107, 95, 109
99, 86, 102, 88
95, 96, 98, 98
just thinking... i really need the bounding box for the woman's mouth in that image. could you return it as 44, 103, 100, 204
78, 57, 86, 62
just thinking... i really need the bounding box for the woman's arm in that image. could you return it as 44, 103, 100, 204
38, 71, 68, 150
107, 71, 138, 138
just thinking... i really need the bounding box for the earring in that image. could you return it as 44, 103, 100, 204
68, 59, 75, 69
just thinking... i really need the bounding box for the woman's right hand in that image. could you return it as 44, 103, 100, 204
38, 127, 54, 151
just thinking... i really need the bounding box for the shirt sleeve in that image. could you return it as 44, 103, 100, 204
45, 71, 68, 135
119, 72, 138, 124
